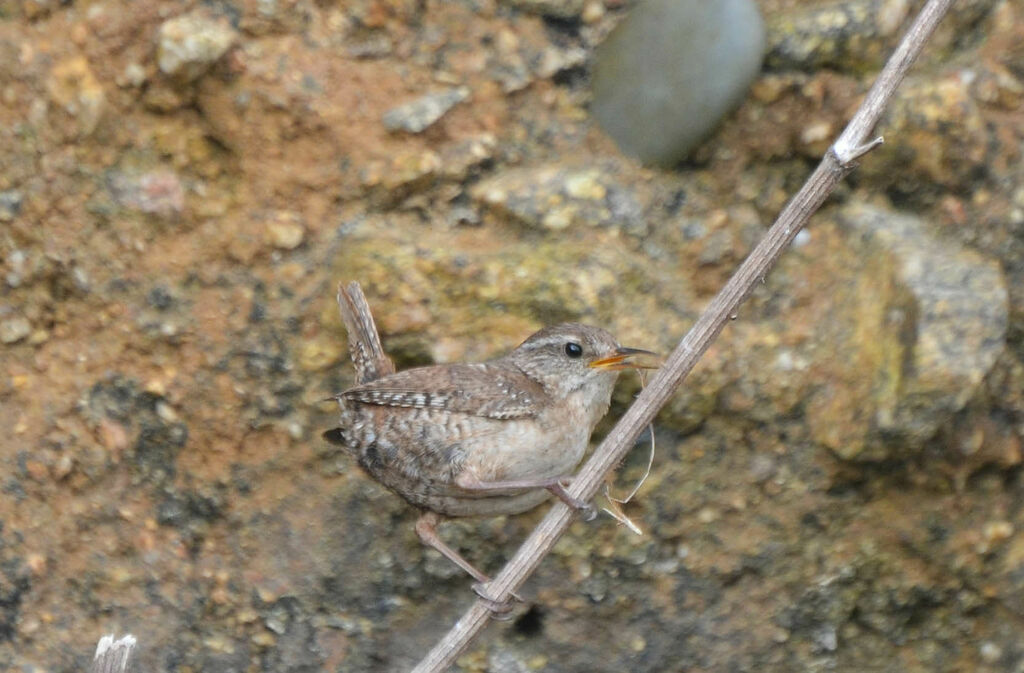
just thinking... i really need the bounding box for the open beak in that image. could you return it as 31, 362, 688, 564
589, 346, 661, 371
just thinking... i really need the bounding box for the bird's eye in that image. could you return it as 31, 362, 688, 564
564, 342, 583, 358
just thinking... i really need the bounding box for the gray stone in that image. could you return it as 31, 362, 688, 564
591, 0, 765, 166
382, 87, 470, 134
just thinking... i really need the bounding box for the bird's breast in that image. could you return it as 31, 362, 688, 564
460, 393, 597, 483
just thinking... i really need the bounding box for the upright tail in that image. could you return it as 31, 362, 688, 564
91, 634, 136, 673
337, 281, 395, 385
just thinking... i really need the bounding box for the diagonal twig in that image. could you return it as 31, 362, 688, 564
411, 0, 954, 670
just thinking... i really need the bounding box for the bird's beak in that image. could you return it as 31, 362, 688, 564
589, 347, 660, 371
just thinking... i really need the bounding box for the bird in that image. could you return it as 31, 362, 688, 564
324, 282, 655, 589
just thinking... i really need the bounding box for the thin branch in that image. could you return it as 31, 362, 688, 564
411, 1, 953, 670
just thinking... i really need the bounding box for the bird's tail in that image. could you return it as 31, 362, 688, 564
339, 278, 395, 383
91, 634, 136, 673
337, 281, 395, 385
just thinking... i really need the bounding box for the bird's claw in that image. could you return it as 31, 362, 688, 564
563, 496, 597, 521
547, 481, 597, 521
472, 582, 523, 620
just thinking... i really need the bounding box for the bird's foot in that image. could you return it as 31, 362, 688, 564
472, 582, 524, 620
546, 481, 597, 521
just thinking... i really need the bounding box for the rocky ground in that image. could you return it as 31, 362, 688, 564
1, 0, 1024, 671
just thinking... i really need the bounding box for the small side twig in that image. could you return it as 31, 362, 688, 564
411, 1, 953, 671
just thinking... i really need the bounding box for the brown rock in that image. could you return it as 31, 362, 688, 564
806, 204, 1007, 460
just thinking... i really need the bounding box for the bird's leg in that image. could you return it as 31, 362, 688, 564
415, 512, 490, 583
455, 474, 596, 521
414, 512, 521, 616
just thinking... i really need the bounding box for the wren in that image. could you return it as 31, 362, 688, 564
324, 282, 654, 588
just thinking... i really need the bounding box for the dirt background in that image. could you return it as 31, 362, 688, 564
2, 0, 1024, 671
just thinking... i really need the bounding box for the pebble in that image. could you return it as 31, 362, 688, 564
591, 0, 765, 165
0, 190, 23, 221
533, 46, 587, 80
811, 624, 838, 653
71, 267, 91, 293
792, 229, 812, 248
26, 553, 47, 577
438, 134, 497, 181
147, 286, 174, 311
5, 249, 27, 288
109, 170, 186, 217
252, 631, 276, 647
359, 150, 442, 201
118, 62, 148, 88
46, 56, 106, 135
979, 641, 1003, 664
382, 87, 470, 133
0, 316, 32, 344
749, 454, 777, 483
982, 520, 1013, 544
53, 454, 73, 480
157, 10, 238, 82
697, 507, 718, 524
98, 418, 130, 454
266, 212, 305, 250
581, 1, 605, 24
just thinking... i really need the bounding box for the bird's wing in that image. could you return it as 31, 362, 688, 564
339, 363, 546, 420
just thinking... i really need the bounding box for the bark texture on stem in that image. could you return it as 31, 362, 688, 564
411, 1, 953, 670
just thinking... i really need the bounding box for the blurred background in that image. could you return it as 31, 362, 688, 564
1, 0, 1023, 671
